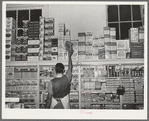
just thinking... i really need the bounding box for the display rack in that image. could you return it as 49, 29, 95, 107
6, 58, 144, 109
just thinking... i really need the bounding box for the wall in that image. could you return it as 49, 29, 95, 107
48, 4, 107, 40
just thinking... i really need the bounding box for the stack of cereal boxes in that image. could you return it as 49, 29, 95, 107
6, 17, 16, 61
43, 18, 55, 61
78, 33, 86, 60
85, 32, 93, 60
27, 21, 40, 61
58, 23, 65, 60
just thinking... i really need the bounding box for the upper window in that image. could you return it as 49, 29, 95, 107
107, 5, 143, 40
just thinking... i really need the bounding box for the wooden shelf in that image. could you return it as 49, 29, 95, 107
6, 59, 144, 66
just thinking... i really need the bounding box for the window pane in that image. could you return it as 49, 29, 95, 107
18, 10, 29, 28
120, 22, 131, 39
6, 10, 16, 20
133, 22, 143, 28
108, 23, 119, 40
120, 5, 131, 21
132, 5, 142, 20
30, 9, 42, 21
108, 5, 118, 22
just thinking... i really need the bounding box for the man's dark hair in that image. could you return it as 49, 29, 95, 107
55, 63, 64, 73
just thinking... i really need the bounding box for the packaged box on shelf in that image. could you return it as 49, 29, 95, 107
78, 51, 86, 61
44, 29, 54, 36
15, 54, 22, 61
110, 28, 116, 36
52, 55, 57, 61
105, 42, 111, 51
110, 42, 117, 51
116, 39, 129, 50
58, 26, 65, 32
93, 36, 99, 47
117, 50, 126, 59
28, 56, 38, 61
91, 93, 98, 103
52, 47, 58, 52
78, 33, 86, 42
111, 50, 117, 59
21, 54, 28, 61
70, 104, 79, 109
70, 82, 79, 90
6, 67, 14, 79
99, 35, 105, 47
58, 35, 64, 40
110, 36, 116, 43
104, 35, 110, 43
104, 27, 110, 35
98, 93, 106, 103
58, 40, 64, 48
44, 23, 54, 29
129, 28, 139, 42
105, 93, 113, 102
98, 48, 105, 59
78, 42, 86, 51
45, 18, 54, 23
138, 26, 144, 42
6, 31, 16, 42
28, 48, 39, 53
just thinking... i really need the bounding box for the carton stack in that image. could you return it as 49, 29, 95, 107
85, 32, 93, 60
58, 23, 65, 60
104, 27, 111, 59
129, 27, 144, 58
130, 42, 144, 58
110, 28, 117, 59
78, 33, 86, 60
98, 35, 105, 59
43, 18, 55, 61
27, 21, 40, 61
39, 16, 45, 61
6, 17, 16, 61
51, 37, 58, 61
92, 36, 99, 60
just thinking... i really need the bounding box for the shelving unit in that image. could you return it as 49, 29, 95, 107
6, 58, 144, 109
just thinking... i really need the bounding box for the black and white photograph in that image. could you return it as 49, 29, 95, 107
2, 1, 148, 120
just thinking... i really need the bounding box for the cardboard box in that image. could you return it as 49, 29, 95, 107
93, 36, 99, 47
28, 48, 39, 53
43, 54, 52, 60
103, 27, 110, 35
98, 48, 105, 59
116, 40, 129, 50
78, 42, 86, 51
129, 28, 139, 42
110, 28, 116, 36
28, 40, 40, 45
117, 50, 126, 59
105, 50, 111, 59
44, 23, 54, 29
110, 42, 117, 51
28, 56, 38, 61
52, 55, 57, 61
45, 18, 54, 23
105, 42, 111, 51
